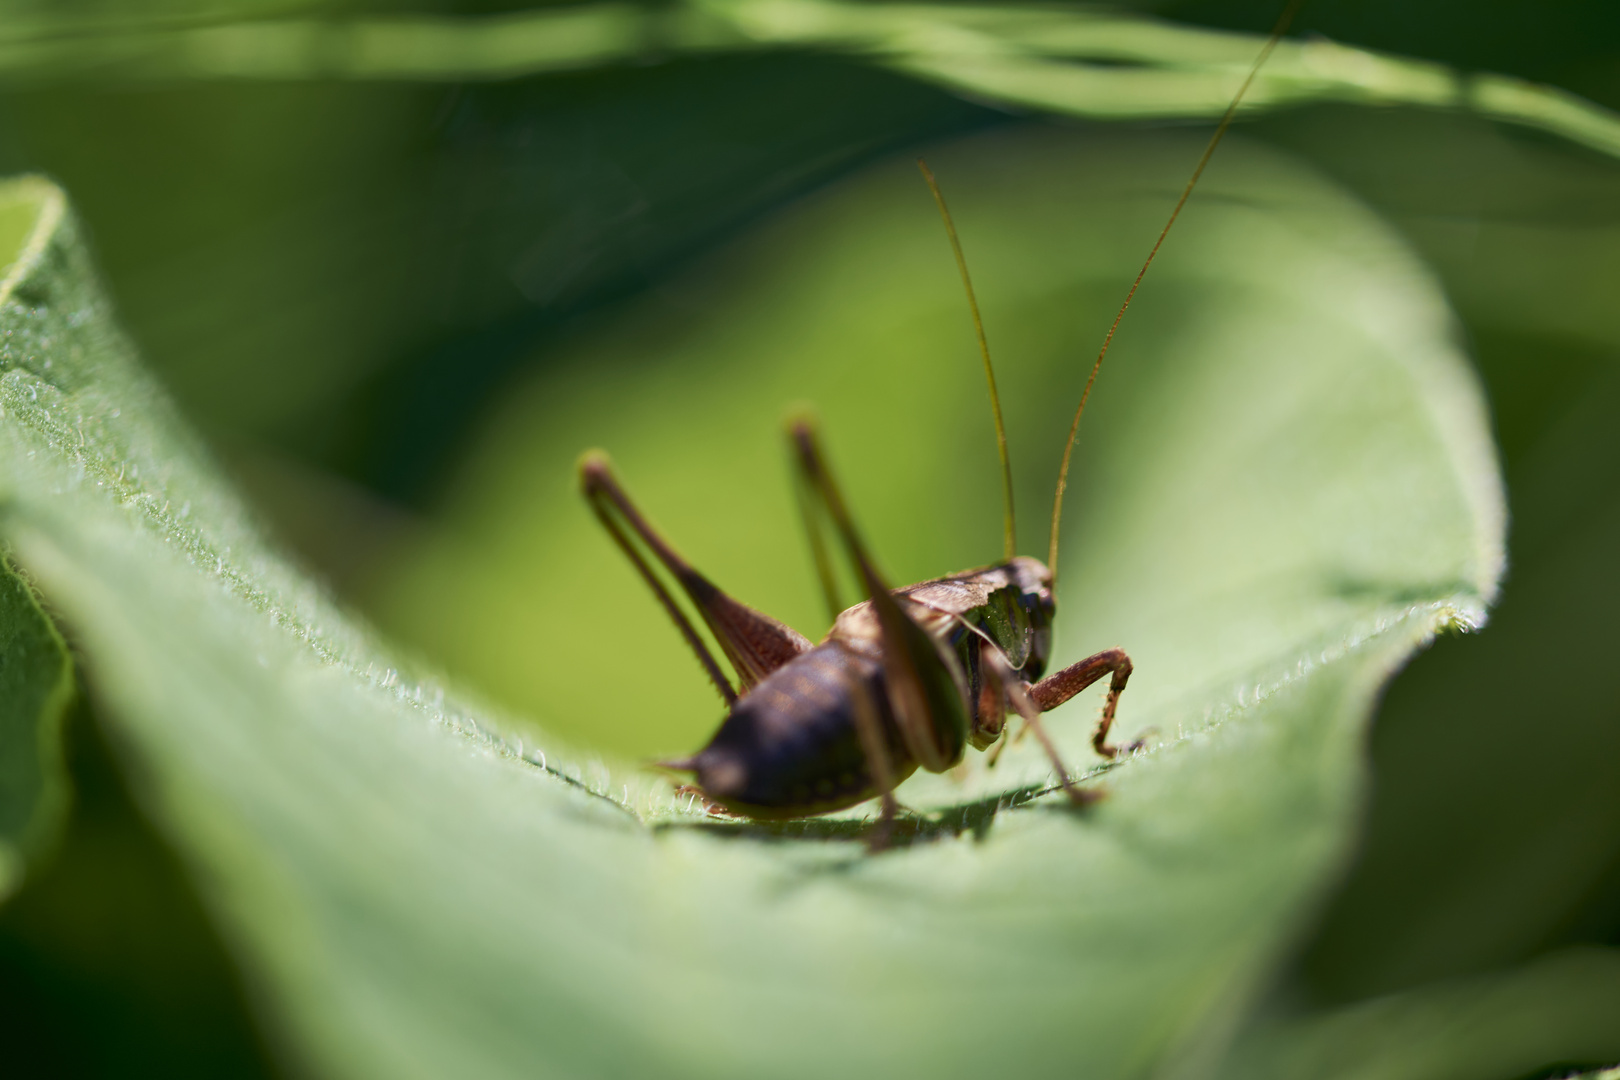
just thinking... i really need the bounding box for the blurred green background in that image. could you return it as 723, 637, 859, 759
0, 0, 1618, 1075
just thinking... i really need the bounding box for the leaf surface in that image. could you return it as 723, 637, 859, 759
1220, 948, 1620, 1080
0, 127, 1503, 1080
0, 556, 71, 900
1257, 109, 1620, 1002
0, 180, 74, 901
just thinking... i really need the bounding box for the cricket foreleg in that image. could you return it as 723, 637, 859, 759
1028, 648, 1136, 759
982, 647, 1092, 806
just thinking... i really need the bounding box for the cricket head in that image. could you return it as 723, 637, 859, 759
1003, 555, 1056, 681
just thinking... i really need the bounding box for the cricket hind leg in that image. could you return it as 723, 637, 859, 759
579, 453, 813, 700
793, 461, 846, 625
787, 421, 972, 773
847, 666, 901, 851
787, 419, 971, 847
581, 456, 735, 705
1028, 647, 1137, 759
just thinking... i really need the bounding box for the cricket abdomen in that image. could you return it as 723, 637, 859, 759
681, 640, 917, 819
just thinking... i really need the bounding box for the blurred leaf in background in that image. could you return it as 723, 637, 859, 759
0, 555, 72, 900
1254, 106, 1620, 1008
0, 1, 1617, 1078
0, 692, 276, 1078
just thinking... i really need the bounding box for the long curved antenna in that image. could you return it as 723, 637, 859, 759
1047, 0, 1302, 580
919, 158, 1017, 562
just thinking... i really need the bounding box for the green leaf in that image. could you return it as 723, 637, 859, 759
0, 693, 279, 1078
0, 121, 1501, 1080
0, 177, 74, 901
0, 554, 72, 900
1255, 107, 1620, 1000
4, 2, 1618, 158
1220, 947, 1620, 1080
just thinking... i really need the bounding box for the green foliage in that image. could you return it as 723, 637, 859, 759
0, 4, 1617, 1079
0, 125, 1511, 1077
0, 553, 72, 900
0, 695, 275, 1078
2, 0, 1618, 158
1222, 949, 1620, 1080
0, 180, 74, 893
1254, 107, 1620, 1007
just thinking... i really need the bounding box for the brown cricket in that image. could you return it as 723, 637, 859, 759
579, 10, 1294, 843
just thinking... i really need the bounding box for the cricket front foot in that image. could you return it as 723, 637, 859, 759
673, 784, 736, 818
1094, 735, 1149, 759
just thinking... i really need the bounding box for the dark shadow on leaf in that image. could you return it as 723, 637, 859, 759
651, 760, 1122, 854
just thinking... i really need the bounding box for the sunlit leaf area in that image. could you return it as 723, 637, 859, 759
0, 2, 1617, 1077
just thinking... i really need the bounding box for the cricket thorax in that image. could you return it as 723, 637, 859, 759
827, 555, 1054, 682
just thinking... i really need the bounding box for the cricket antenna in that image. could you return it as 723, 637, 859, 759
919, 158, 1017, 563
1047, 0, 1302, 581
